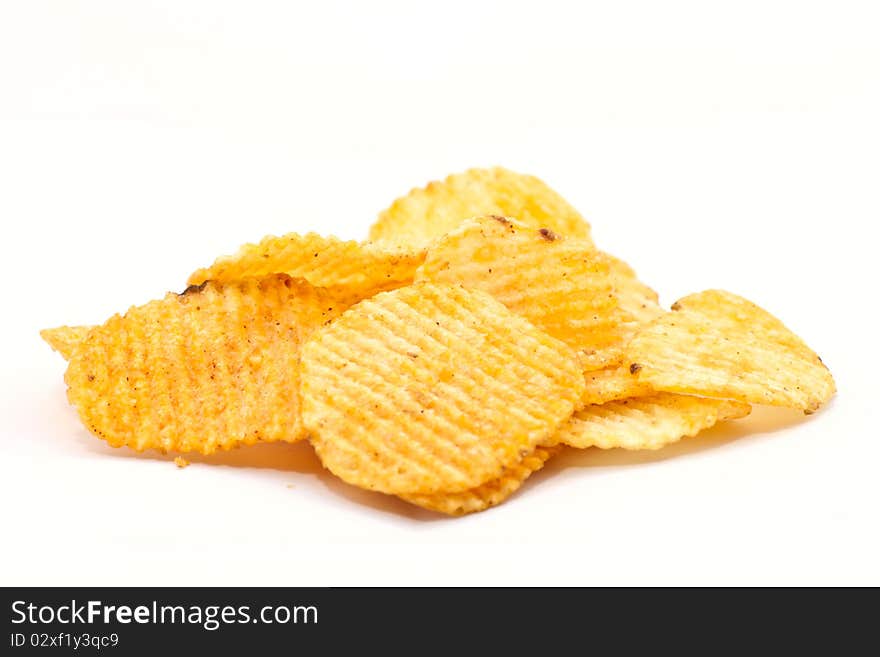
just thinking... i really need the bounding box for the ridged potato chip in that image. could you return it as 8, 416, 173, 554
628, 290, 835, 412
400, 446, 559, 515
574, 254, 662, 402
300, 282, 585, 495
582, 365, 655, 405
40, 325, 93, 361
554, 393, 751, 450
41, 165, 837, 517
415, 215, 632, 370
188, 232, 424, 299
65, 275, 351, 454
370, 167, 592, 248
604, 252, 663, 324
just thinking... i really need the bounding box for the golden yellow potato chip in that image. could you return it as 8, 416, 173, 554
300, 282, 585, 495
400, 446, 559, 515
574, 255, 661, 402
369, 166, 592, 248
40, 291, 383, 365
604, 252, 663, 324
40, 325, 93, 361
582, 365, 654, 405
554, 393, 751, 450
187, 232, 424, 299
415, 215, 632, 370
65, 275, 351, 454
628, 290, 835, 412
41, 291, 370, 365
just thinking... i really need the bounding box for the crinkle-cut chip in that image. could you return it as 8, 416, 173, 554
604, 252, 664, 324
369, 166, 592, 249
582, 365, 655, 405
399, 446, 560, 515
187, 232, 424, 299
414, 216, 631, 370
628, 289, 836, 412
300, 282, 585, 495
40, 325, 94, 361
42, 293, 373, 368
65, 275, 352, 455
553, 393, 751, 450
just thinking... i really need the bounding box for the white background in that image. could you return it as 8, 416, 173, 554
1, 1, 878, 586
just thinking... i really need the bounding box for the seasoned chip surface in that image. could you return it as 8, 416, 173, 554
415, 216, 631, 370
628, 290, 836, 411
188, 232, 424, 299
40, 325, 93, 361
581, 364, 655, 405
554, 393, 751, 450
65, 275, 350, 454
300, 282, 585, 495
400, 446, 559, 515
369, 167, 592, 248
604, 252, 663, 324
42, 165, 837, 517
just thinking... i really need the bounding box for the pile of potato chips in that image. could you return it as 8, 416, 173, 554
42, 167, 835, 515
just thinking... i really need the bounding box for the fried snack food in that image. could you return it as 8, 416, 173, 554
604, 252, 663, 324
42, 165, 838, 517
65, 275, 351, 454
188, 233, 424, 300
581, 364, 655, 405
415, 215, 632, 370
628, 290, 836, 412
554, 393, 751, 450
399, 446, 559, 515
369, 167, 592, 248
40, 325, 93, 361
300, 282, 585, 495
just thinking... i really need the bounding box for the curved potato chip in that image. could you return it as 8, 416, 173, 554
582, 364, 654, 405
39, 280, 398, 365
370, 166, 592, 248
604, 252, 663, 323
628, 290, 835, 412
65, 275, 351, 454
399, 446, 559, 515
41, 290, 372, 365
188, 232, 424, 299
301, 282, 585, 495
40, 325, 93, 361
554, 393, 750, 450
415, 216, 632, 370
